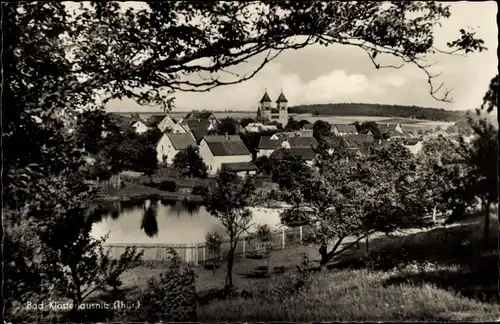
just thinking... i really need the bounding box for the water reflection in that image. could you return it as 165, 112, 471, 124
91, 199, 284, 244
141, 201, 159, 238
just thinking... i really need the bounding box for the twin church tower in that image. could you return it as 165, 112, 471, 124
256, 89, 289, 126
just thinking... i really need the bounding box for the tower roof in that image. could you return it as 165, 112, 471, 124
276, 91, 288, 103
260, 91, 272, 103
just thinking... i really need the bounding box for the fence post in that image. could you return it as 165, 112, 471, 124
185, 245, 189, 263
193, 244, 198, 266
432, 205, 437, 223
202, 246, 206, 265
299, 226, 303, 244
282, 227, 285, 250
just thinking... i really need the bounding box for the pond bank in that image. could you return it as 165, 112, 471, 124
96, 183, 203, 204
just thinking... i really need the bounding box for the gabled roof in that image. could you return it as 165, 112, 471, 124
286, 136, 318, 148
146, 115, 167, 127
190, 127, 210, 143
343, 134, 374, 148
276, 92, 288, 103
166, 133, 196, 150
270, 147, 317, 161
258, 136, 284, 150
204, 135, 250, 156
222, 162, 258, 172
260, 91, 272, 103
333, 124, 358, 134
184, 119, 211, 130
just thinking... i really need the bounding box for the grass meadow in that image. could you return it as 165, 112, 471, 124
81, 219, 500, 322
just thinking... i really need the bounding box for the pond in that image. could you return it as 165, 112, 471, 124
90, 199, 284, 245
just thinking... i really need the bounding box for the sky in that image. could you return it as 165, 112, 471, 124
105, 1, 498, 113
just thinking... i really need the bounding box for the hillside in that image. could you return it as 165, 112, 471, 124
289, 103, 465, 122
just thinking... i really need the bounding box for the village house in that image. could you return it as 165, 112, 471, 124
156, 116, 187, 133
184, 111, 219, 128
403, 138, 423, 155
130, 119, 149, 134
156, 132, 197, 164
270, 147, 318, 167
181, 118, 216, 133
257, 133, 317, 158
332, 124, 358, 136
245, 122, 278, 133
199, 135, 254, 175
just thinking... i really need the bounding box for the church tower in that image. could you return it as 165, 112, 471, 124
258, 89, 272, 120
276, 89, 288, 126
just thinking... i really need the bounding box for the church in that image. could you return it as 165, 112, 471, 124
256, 89, 289, 127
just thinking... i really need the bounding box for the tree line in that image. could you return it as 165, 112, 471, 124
289, 103, 465, 121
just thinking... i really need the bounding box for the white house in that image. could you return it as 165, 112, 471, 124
403, 139, 423, 155
131, 120, 149, 134
199, 135, 253, 175
156, 132, 197, 164
245, 122, 264, 132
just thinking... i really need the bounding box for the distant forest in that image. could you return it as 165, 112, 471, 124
288, 103, 465, 121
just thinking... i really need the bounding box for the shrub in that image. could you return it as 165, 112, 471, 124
192, 185, 208, 196
204, 232, 222, 274
119, 249, 196, 322
158, 180, 177, 192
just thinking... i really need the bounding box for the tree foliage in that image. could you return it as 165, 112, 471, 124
289, 103, 466, 121
172, 145, 208, 178
202, 169, 256, 290
313, 120, 332, 142
285, 117, 302, 131
214, 117, 239, 135
280, 142, 431, 268
125, 249, 197, 322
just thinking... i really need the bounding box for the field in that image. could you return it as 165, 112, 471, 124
80, 220, 499, 322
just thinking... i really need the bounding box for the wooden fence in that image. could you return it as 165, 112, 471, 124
104, 226, 305, 266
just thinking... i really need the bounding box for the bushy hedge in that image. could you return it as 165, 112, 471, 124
117, 249, 197, 322
158, 180, 177, 192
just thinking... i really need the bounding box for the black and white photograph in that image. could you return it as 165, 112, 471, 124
3, 1, 499, 322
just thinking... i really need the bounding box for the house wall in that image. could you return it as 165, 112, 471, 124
156, 135, 180, 164
199, 139, 215, 173
157, 117, 176, 132
405, 142, 423, 155
257, 149, 276, 158
236, 170, 257, 177
133, 122, 149, 134
210, 155, 252, 175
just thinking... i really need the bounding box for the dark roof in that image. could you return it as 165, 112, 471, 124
167, 133, 196, 150
333, 124, 358, 134
204, 135, 250, 156
260, 91, 272, 103
258, 136, 284, 150
343, 134, 374, 148
270, 108, 279, 114
146, 115, 167, 127
185, 111, 215, 120
184, 119, 211, 130
222, 162, 258, 172
276, 92, 288, 103
270, 147, 317, 161
286, 136, 318, 148
190, 127, 210, 143
404, 139, 421, 146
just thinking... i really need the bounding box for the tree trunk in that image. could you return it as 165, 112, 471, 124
319, 244, 328, 271
212, 251, 217, 275
483, 199, 491, 245
225, 237, 236, 293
